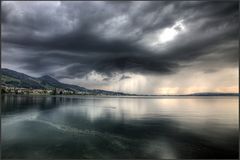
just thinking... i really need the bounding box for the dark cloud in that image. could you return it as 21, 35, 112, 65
120, 75, 131, 81
1, 1, 239, 80
103, 77, 111, 81
204, 69, 218, 74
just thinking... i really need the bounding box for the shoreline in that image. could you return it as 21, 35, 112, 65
1, 93, 239, 99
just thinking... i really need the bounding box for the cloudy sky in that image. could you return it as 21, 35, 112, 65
2, 1, 239, 94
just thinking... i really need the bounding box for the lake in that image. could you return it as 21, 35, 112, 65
1, 95, 239, 159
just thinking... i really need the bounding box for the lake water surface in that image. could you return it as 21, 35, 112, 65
1, 95, 239, 159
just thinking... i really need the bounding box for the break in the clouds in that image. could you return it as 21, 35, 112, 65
1, 1, 239, 94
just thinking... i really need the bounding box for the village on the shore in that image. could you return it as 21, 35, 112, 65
1, 85, 88, 95
0, 85, 130, 96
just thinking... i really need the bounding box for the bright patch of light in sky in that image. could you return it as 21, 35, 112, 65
158, 20, 185, 43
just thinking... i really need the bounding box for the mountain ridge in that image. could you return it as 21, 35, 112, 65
1, 68, 125, 95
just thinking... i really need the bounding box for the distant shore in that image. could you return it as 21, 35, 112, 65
1, 85, 239, 97
1, 93, 239, 97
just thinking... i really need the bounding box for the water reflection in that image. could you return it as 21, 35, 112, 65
1, 95, 239, 159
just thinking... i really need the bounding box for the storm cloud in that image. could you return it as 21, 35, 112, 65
1, 1, 239, 93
